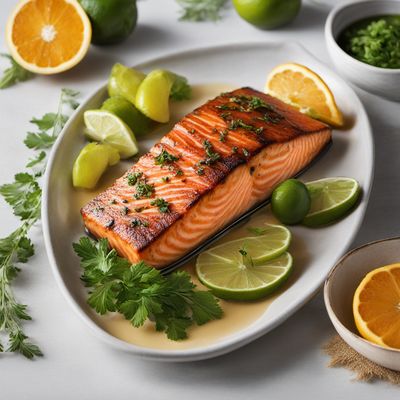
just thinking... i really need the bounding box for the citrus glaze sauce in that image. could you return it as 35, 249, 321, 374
96, 83, 286, 350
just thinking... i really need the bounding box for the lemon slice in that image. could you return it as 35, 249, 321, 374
303, 177, 361, 227
265, 63, 344, 127
353, 264, 400, 349
84, 110, 138, 159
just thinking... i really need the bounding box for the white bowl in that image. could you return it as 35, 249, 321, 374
325, 0, 400, 101
324, 237, 400, 371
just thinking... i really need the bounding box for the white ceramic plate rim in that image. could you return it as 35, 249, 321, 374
42, 41, 374, 361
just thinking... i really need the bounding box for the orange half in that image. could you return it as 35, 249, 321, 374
353, 264, 400, 349
6, 0, 92, 74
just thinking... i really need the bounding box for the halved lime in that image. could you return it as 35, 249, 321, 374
84, 110, 139, 159
135, 69, 173, 123
196, 251, 293, 301
73, 142, 120, 189
302, 177, 361, 227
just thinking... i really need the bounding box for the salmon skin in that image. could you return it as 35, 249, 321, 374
81, 87, 332, 268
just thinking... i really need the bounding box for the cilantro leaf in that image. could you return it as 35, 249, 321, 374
176, 0, 228, 22
73, 237, 223, 341
170, 73, 192, 101
24, 131, 56, 150
0, 54, 34, 89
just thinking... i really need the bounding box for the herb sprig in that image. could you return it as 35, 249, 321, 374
0, 88, 79, 358
176, 0, 228, 22
0, 54, 34, 89
73, 237, 222, 340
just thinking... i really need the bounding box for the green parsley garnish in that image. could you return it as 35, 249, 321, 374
339, 16, 400, 69
0, 88, 78, 358
151, 198, 170, 213
203, 139, 220, 165
73, 237, 223, 340
170, 73, 192, 101
126, 172, 143, 186
134, 181, 155, 199
154, 149, 179, 166
0, 53, 34, 89
219, 129, 228, 142
162, 176, 170, 183
131, 218, 149, 228
176, 0, 228, 22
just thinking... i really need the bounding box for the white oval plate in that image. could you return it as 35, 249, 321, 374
42, 42, 374, 361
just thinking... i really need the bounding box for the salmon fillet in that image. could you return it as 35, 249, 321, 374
81, 87, 332, 268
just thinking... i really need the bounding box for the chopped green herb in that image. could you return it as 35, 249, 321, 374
110, 199, 117, 205
151, 198, 170, 213
196, 167, 205, 175
232, 146, 238, 154
122, 206, 129, 215
176, 0, 228, 22
134, 181, 155, 199
162, 176, 171, 183
203, 139, 221, 165
105, 219, 115, 228
220, 112, 231, 120
134, 207, 144, 213
73, 237, 223, 340
188, 129, 196, 134
243, 148, 250, 157
126, 172, 143, 186
219, 129, 228, 142
131, 218, 149, 227
0, 54, 34, 89
176, 169, 184, 176
169, 73, 192, 101
154, 149, 179, 166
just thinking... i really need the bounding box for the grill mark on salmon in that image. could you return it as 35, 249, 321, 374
81, 87, 332, 268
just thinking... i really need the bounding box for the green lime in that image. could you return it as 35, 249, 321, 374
101, 97, 150, 136
135, 69, 174, 123
79, 0, 137, 45
108, 63, 145, 104
302, 177, 361, 227
83, 110, 139, 158
73, 143, 120, 189
271, 179, 311, 225
196, 250, 293, 301
232, 0, 301, 30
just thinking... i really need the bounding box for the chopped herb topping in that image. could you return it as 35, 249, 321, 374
196, 167, 205, 175
219, 129, 228, 142
220, 111, 231, 120
134, 207, 144, 213
162, 176, 170, 183
176, 169, 184, 176
122, 206, 129, 215
134, 181, 155, 199
257, 114, 283, 124
131, 218, 149, 228
126, 172, 143, 186
203, 139, 221, 165
232, 146, 238, 154
151, 198, 170, 213
188, 128, 196, 134
122, 199, 128, 204
154, 149, 179, 166
110, 199, 117, 205
243, 148, 250, 157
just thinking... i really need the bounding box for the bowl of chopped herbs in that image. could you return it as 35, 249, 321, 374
325, 0, 400, 101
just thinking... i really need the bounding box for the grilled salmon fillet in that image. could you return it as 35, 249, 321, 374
82, 87, 332, 268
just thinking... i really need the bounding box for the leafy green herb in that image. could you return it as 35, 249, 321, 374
339, 16, 400, 69
176, 0, 228, 22
219, 129, 228, 142
154, 149, 179, 166
202, 139, 220, 165
162, 176, 170, 183
170, 73, 192, 101
242, 148, 250, 157
0, 54, 34, 89
151, 198, 170, 213
0, 88, 79, 358
175, 169, 184, 176
131, 218, 149, 228
126, 172, 143, 186
73, 237, 222, 340
196, 167, 205, 175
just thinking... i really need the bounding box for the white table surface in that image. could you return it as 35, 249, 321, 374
1, 0, 399, 398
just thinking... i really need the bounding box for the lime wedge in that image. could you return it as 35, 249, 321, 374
302, 177, 361, 227
73, 143, 120, 189
84, 110, 139, 159
196, 252, 293, 301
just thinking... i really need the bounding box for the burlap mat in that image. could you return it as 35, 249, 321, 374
323, 335, 400, 385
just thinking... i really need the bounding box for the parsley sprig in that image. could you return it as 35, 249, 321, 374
0, 54, 34, 89
73, 237, 222, 340
0, 88, 79, 358
176, 0, 228, 22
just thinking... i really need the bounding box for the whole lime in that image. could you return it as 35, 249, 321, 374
233, 0, 301, 30
79, 0, 137, 45
271, 179, 310, 225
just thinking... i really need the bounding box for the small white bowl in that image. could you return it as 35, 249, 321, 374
325, 0, 400, 101
324, 237, 400, 371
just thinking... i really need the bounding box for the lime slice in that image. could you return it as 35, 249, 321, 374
196, 251, 293, 301
135, 69, 173, 123
73, 143, 120, 189
84, 110, 139, 159
108, 63, 145, 104
101, 96, 150, 136
302, 177, 361, 227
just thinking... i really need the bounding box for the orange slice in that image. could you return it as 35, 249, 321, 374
265, 63, 343, 127
353, 264, 400, 349
6, 0, 92, 75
